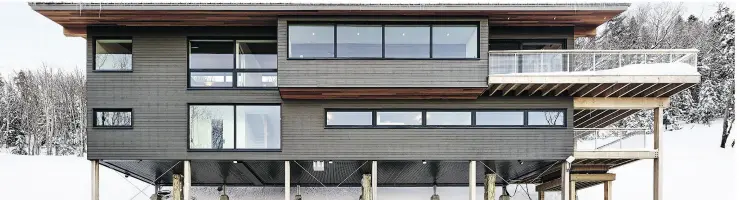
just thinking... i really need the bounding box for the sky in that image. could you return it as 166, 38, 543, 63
0, 0, 730, 77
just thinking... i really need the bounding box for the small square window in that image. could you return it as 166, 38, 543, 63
95, 39, 132, 71
93, 109, 133, 128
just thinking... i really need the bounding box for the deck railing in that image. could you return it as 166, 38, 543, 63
489, 49, 698, 74
574, 128, 653, 151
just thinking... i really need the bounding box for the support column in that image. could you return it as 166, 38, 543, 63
484, 174, 496, 200
172, 174, 183, 200
653, 107, 663, 200
604, 181, 612, 200
285, 161, 291, 200
184, 161, 191, 200
538, 191, 545, 200
361, 174, 373, 200
372, 161, 378, 200
91, 160, 99, 200
570, 180, 577, 200
469, 161, 477, 200
561, 161, 570, 200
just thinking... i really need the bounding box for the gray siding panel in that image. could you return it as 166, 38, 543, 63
189, 97, 574, 161
86, 29, 281, 160
277, 17, 489, 88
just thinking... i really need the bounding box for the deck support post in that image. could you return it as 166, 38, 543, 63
561, 161, 570, 200
172, 174, 183, 200
484, 174, 497, 200
372, 161, 378, 200
184, 161, 191, 200
570, 180, 577, 200
538, 191, 544, 200
285, 161, 291, 200
604, 181, 612, 200
91, 160, 99, 200
653, 107, 663, 200
469, 161, 477, 200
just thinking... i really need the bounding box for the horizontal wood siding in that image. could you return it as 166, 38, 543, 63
86, 27, 281, 160
188, 97, 574, 161
277, 17, 489, 88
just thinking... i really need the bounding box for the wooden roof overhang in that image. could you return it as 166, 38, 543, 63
29, 2, 629, 37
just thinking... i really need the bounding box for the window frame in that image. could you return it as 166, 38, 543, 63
187, 103, 282, 152
287, 22, 480, 60
324, 108, 567, 129
92, 37, 134, 72
187, 39, 278, 90
92, 108, 133, 129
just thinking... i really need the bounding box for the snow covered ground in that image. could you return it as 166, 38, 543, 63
0, 120, 735, 200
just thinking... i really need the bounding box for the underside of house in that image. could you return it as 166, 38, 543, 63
30, 2, 700, 200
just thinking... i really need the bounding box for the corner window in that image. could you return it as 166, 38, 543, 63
288, 23, 478, 59
94, 39, 132, 71
188, 39, 278, 88
189, 104, 280, 150
93, 109, 132, 128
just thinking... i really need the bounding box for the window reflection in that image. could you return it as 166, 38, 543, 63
289, 25, 335, 58
189, 41, 234, 69
384, 26, 431, 58
377, 111, 422, 125
337, 25, 383, 58
95, 39, 132, 71
426, 112, 471, 125
475, 111, 524, 126
528, 111, 565, 126
327, 112, 373, 125
236, 106, 281, 149
190, 72, 233, 87
432, 26, 478, 58
189, 106, 235, 149
238, 41, 277, 69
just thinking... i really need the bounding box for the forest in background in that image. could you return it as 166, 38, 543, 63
0, 3, 735, 156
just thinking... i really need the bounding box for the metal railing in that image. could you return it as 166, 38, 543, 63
489, 49, 698, 74
574, 128, 653, 151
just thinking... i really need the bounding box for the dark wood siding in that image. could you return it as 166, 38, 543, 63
188, 97, 574, 161
277, 17, 489, 88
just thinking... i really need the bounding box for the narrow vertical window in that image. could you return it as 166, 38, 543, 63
95, 39, 132, 71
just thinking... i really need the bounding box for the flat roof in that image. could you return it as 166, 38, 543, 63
29, 2, 630, 37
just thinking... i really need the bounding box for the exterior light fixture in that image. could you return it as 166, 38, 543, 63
518, 160, 524, 165
313, 161, 325, 171
422, 160, 427, 164
233, 160, 238, 164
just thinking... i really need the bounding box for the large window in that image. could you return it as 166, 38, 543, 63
94, 39, 132, 71
325, 109, 566, 128
189, 105, 280, 150
189, 39, 278, 88
93, 108, 133, 128
288, 23, 479, 59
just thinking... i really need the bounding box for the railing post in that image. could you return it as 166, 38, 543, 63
592, 53, 596, 71
514, 53, 518, 73
644, 54, 647, 64
541, 53, 544, 72
618, 53, 622, 68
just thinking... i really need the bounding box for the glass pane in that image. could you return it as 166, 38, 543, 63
337, 25, 383, 58
236, 106, 281, 149
377, 111, 422, 125
384, 26, 430, 58
95, 111, 132, 126
528, 111, 565, 126
237, 72, 277, 87
289, 25, 335, 58
327, 112, 372, 125
190, 72, 233, 87
189, 41, 234, 69
95, 40, 132, 70
476, 111, 524, 126
426, 112, 471, 125
432, 26, 478, 58
237, 41, 277, 69
189, 106, 235, 149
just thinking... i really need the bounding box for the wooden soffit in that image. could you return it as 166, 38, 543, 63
30, 3, 627, 37
279, 87, 486, 100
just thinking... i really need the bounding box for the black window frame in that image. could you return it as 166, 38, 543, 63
187, 38, 279, 90
287, 22, 480, 60
92, 37, 134, 72
324, 108, 567, 129
187, 103, 282, 152
92, 108, 133, 129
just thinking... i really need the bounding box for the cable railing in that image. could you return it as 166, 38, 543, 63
574, 128, 653, 151
489, 49, 698, 74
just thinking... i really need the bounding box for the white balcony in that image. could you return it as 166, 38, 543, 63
485, 49, 701, 97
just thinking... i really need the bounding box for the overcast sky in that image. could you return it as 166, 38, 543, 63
0, 0, 730, 76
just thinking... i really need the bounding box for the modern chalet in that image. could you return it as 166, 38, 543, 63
30, 2, 700, 200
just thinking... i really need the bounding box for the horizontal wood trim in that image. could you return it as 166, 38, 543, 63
279, 88, 486, 99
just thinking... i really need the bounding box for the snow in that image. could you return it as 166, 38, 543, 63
0, 120, 734, 200
501, 62, 700, 76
